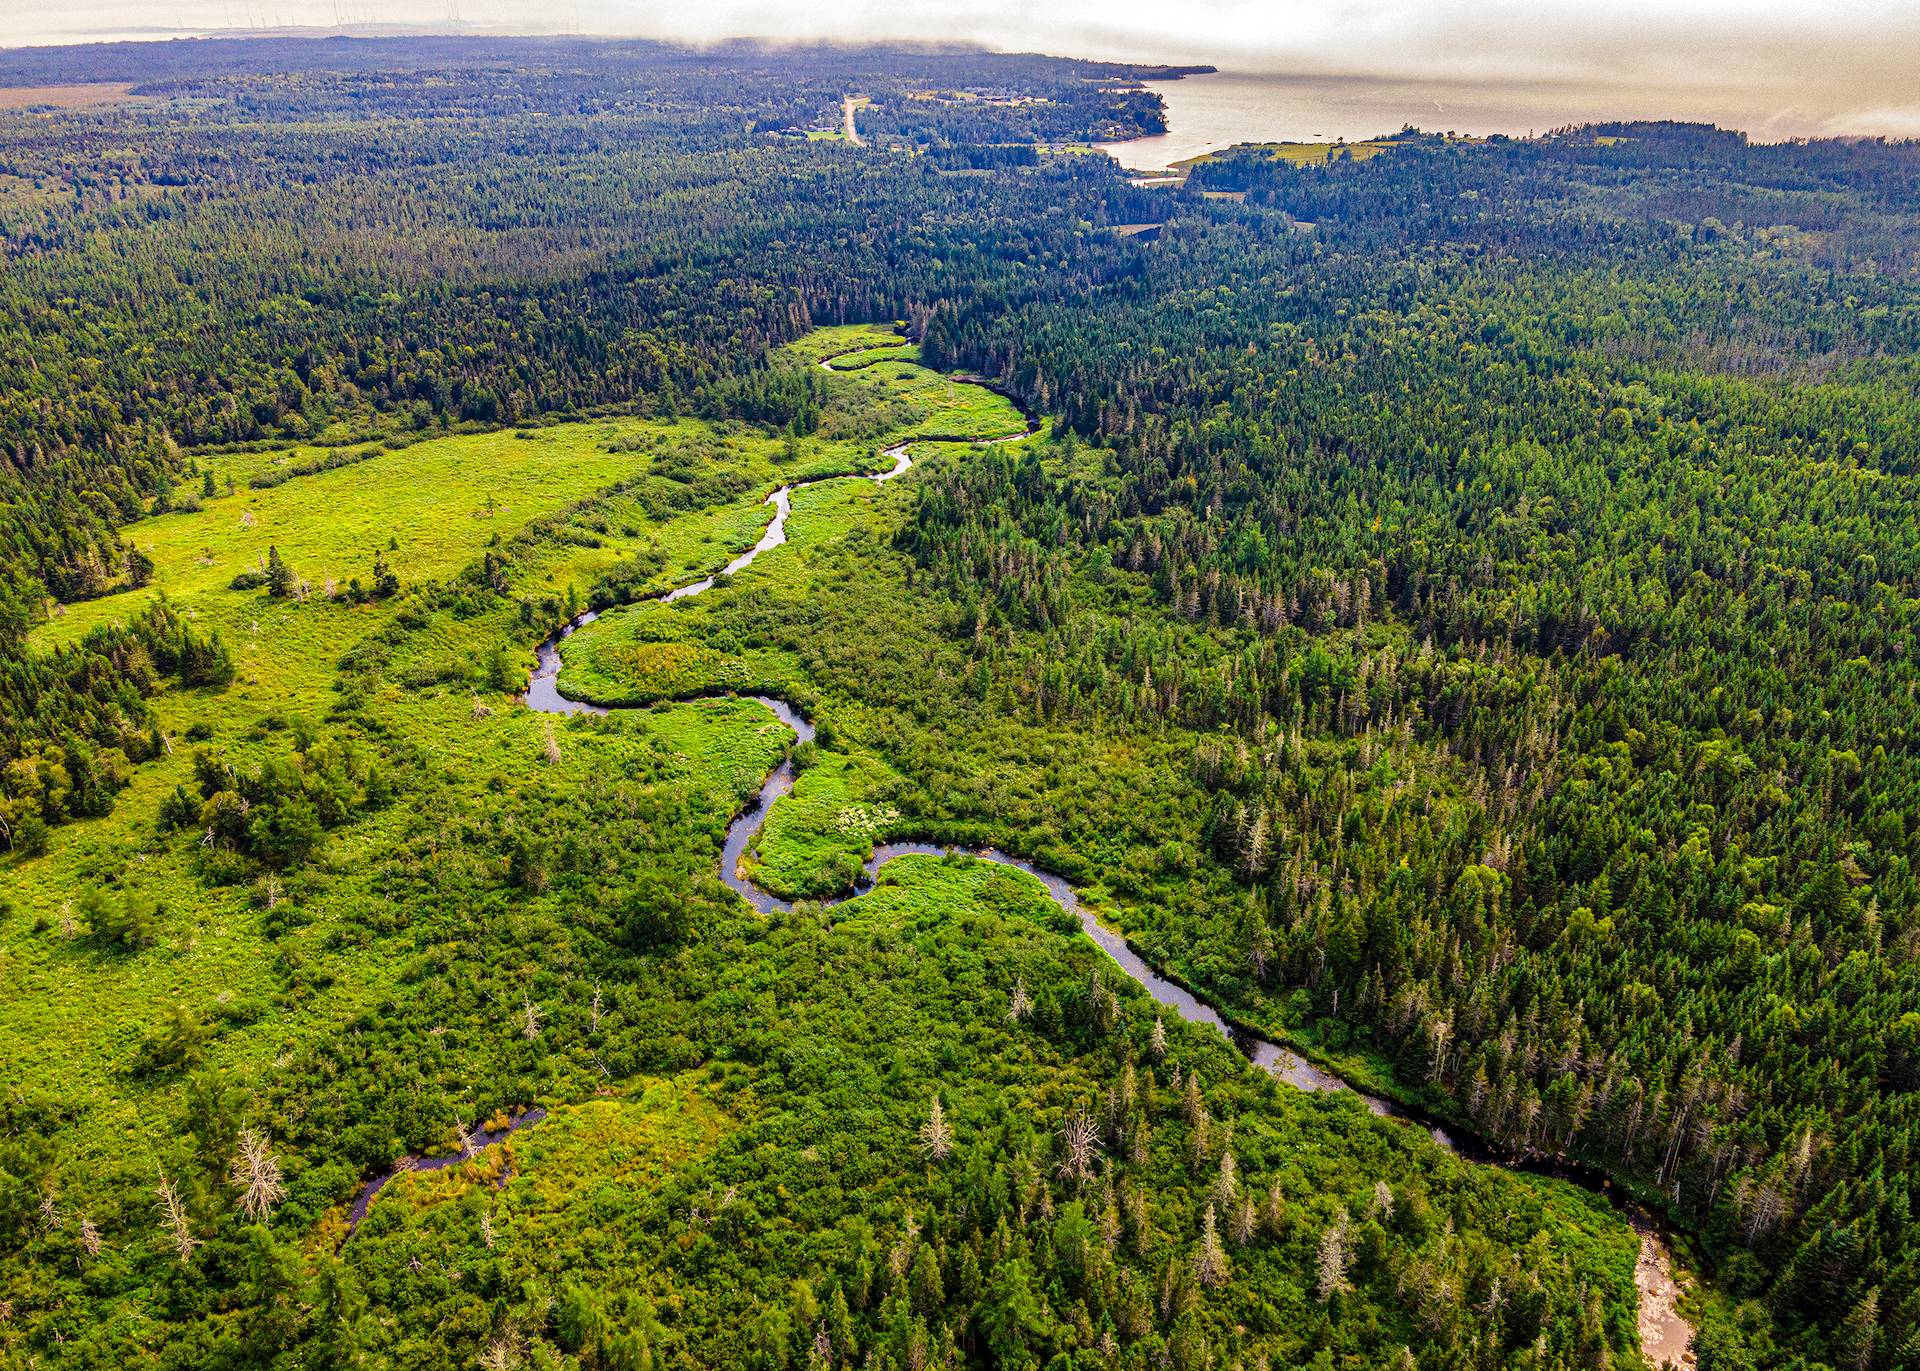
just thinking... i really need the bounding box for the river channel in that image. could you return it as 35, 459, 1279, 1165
358, 368, 1692, 1363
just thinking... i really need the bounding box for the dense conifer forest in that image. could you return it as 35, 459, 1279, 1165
0, 32, 1916, 1371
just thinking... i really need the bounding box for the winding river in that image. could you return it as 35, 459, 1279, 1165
526, 347, 1033, 715
354, 367, 1692, 1363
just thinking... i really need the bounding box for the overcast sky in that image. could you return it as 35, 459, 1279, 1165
9, 0, 1919, 138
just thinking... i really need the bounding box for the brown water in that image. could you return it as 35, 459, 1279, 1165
1635, 1205, 1696, 1368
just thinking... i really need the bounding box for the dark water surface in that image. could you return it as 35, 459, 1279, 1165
343, 1107, 545, 1238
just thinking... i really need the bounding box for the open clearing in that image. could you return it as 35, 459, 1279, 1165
0, 83, 144, 110
4, 332, 1026, 1194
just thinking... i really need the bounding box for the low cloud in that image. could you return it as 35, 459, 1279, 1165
10, 0, 1918, 140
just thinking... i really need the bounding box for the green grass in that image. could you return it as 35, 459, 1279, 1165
0, 342, 931, 1239
836, 849, 1073, 936
33, 423, 667, 653
1173, 139, 1403, 171
743, 747, 904, 899
0, 687, 781, 1188
335, 1074, 732, 1260
781, 321, 909, 365
503, 1079, 733, 1211
550, 357, 1032, 710
865, 362, 1029, 440
533, 487, 779, 606
542, 357, 1038, 900
824, 343, 919, 370
568, 635, 756, 705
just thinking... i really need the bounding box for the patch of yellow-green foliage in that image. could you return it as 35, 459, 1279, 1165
743, 746, 906, 899
824, 343, 920, 370
1174, 138, 1403, 171
345, 1076, 731, 1244
561, 624, 760, 707
36, 424, 656, 654
782, 321, 909, 365
1, 332, 1014, 1215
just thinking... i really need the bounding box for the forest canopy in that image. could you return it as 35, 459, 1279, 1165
0, 32, 1916, 1371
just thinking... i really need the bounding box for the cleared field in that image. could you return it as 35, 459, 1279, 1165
0, 83, 143, 110
1174, 138, 1403, 170
782, 320, 910, 364
876, 363, 1028, 439
825, 342, 919, 369
34, 424, 658, 654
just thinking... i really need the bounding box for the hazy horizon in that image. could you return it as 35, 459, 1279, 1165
4, 0, 1918, 141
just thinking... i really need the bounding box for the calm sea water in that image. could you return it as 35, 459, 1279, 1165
1095, 69, 1907, 171
4, 12, 1912, 153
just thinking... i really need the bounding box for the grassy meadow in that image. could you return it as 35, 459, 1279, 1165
0, 329, 1655, 1368
825, 343, 921, 370
0, 333, 1026, 1246
782, 321, 911, 365
1172, 138, 1403, 171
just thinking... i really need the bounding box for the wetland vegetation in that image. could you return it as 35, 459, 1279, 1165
0, 32, 1915, 1371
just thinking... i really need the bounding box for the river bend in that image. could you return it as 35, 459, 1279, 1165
365, 385, 1691, 1364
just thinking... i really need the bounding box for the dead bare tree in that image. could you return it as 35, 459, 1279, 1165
1231, 1193, 1257, 1246
155, 1168, 200, 1264
1194, 1203, 1230, 1287
230, 1128, 287, 1223
1316, 1207, 1352, 1301
1057, 1108, 1101, 1186
1212, 1151, 1240, 1215
1007, 977, 1033, 1023
918, 1096, 955, 1162
479, 1324, 522, 1371
888, 1209, 921, 1279
1266, 1179, 1287, 1234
